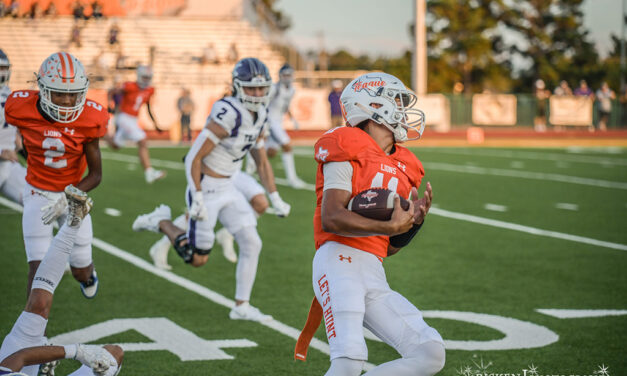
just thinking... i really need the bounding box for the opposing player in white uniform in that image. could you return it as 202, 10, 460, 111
0, 49, 26, 204
0, 186, 122, 376
133, 58, 291, 321
264, 63, 307, 188
143, 169, 269, 270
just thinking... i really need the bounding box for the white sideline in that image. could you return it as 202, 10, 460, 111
0, 196, 375, 370
422, 162, 627, 190
424, 148, 627, 167
429, 207, 627, 252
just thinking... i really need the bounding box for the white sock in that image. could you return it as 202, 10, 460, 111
173, 214, 188, 231
325, 357, 364, 376
281, 151, 298, 181
0, 311, 48, 375
233, 227, 262, 301
363, 341, 445, 376
32, 224, 78, 294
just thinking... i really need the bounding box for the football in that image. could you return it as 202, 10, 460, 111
347, 188, 410, 221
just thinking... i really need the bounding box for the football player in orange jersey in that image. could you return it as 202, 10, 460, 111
4, 52, 108, 301
107, 65, 166, 183
294, 73, 445, 376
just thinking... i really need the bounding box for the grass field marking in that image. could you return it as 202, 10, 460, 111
484, 203, 508, 212
430, 207, 627, 251
423, 162, 627, 190
555, 203, 579, 211
425, 148, 627, 166
536, 309, 627, 319
0, 197, 373, 368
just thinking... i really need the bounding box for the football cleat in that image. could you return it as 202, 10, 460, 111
145, 168, 166, 184
37, 359, 59, 376
229, 302, 272, 322
132, 204, 171, 233
64, 185, 92, 228
216, 227, 237, 263
149, 237, 172, 270
80, 270, 98, 299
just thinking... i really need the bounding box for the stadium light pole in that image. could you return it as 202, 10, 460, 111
412, 0, 427, 96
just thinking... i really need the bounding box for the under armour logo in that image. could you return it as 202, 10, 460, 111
338, 255, 352, 263
64, 127, 75, 135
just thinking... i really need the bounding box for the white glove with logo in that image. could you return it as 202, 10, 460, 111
269, 191, 291, 217
74, 344, 116, 375
41, 192, 68, 225
189, 191, 208, 221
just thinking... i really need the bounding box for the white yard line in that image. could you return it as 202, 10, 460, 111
0, 196, 373, 369
423, 162, 627, 190
429, 207, 627, 252
536, 309, 627, 319
424, 148, 627, 166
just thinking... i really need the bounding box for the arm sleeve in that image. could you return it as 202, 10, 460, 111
323, 161, 353, 193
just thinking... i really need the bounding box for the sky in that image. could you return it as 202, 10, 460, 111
277, 0, 622, 59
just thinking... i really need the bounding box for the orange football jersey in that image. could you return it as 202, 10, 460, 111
119, 81, 154, 117
5, 90, 108, 192
313, 126, 424, 258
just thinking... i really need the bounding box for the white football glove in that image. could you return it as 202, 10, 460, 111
74, 344, 116, 375
40, 192, 68, 225
269, 191, 291, 217
189, 191, 208, 221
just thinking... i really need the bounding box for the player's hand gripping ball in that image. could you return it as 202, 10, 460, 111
347, 188, 410, 221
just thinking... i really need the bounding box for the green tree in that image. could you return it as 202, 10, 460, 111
426, 0, 513, 93
502, 0, 601, 92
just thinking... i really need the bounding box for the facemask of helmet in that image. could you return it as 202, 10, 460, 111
0, 49, 10, 85
340, 73, 425, 142
37, 52, 89, 123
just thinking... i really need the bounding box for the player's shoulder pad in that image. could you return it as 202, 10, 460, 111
209, 98, 242, 133
4, 90, 39, 124
393, 145, 424, 185
314, 126, 371, 163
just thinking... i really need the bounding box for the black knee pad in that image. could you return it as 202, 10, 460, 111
173, 234, 211, 264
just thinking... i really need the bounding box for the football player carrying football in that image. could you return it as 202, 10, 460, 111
5, 52, 106, 300
133, 57, 291, 322
0, 49, 26, 205
108, 65, 166, 183
294, 73, 444, 376
0, 186, 123, 376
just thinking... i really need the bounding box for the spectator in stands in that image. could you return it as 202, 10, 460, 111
91, 1, 103, 19
28, 2, 42, 19
44, 1, 57, 17
72, 0, 85, 20
200, 43, 219, 65
574, 80, 594, 98
328, 80, 343, 128
553, 80, 572, 96
69, 22, 82, 48
0, 1, 6, 17
596, 82, 615, 131
227, 43, 239, 63
9, 0, 20, 18
177, 88, 195, 143
108, 22, 121, 49
534, 79, 550, 132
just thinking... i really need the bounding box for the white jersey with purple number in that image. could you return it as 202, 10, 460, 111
0, 85, 17, 151
195, 96, 267, 177
267, 82, 294, 121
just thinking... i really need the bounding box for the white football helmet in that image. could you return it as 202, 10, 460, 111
232, 57, 272, 112
340, 72, 425, 142
0, 49, 10, 85
37, 52, 89, 123
136, 65, 153, 89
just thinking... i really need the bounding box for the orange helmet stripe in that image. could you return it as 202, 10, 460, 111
57, 52, 68, 83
